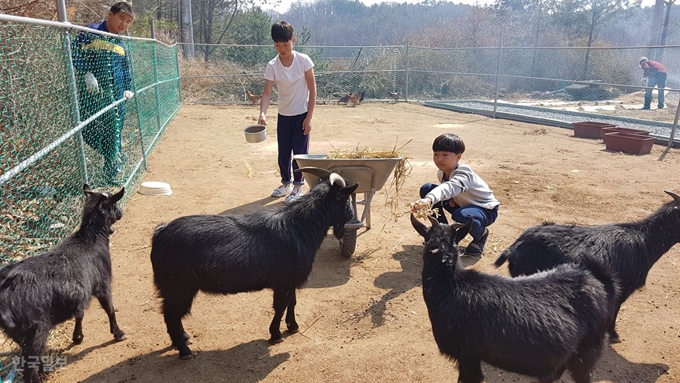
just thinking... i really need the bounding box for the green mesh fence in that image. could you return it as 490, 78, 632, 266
0, 16, 181, 262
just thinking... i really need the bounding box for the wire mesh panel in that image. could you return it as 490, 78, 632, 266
0, 18, 181, 262
180, 43, 679, 112
180, 44, 409, 103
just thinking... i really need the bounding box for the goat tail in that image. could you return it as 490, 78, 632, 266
493, 252, 509, 268
153, 223, 168, 237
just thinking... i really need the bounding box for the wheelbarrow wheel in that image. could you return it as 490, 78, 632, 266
340, 228, 357, 257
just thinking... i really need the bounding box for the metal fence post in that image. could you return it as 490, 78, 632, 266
152, 42, 163, 143
667, 92, 680, 150
62, 33, 91, 184
405, 44, 409, 102
127, 44, 148, 167
58, 0, 90, 184
493, 31, 504, 119
57, 0, 67, 24
175, 45, 183, 103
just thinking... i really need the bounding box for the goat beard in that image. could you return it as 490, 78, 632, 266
332, 223, 345, 240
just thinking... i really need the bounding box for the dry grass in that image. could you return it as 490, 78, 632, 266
328, 139, 415, 217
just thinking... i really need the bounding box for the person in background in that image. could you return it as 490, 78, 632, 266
638, 56, 667, 110
412, 133, 500, 259
72, 1, 135, 185
258, 21, 317, 204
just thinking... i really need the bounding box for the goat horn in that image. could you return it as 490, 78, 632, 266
296, 167, 332, 180
329, 173, 346, 187
428, 215, 439, 227
665, 190, 680, 202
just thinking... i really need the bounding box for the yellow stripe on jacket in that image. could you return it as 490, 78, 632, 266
83, 39, 126, 56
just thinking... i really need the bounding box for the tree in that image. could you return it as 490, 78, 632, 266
548, 0, 640, 79
656, 0, 676, 62
191, 0, 273, 62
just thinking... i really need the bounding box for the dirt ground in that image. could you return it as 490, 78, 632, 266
39, 102, 680, 383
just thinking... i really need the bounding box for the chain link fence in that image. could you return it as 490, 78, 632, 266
181, 43, 679, 121
0, 15, 181, 262
2, 19, 679, 264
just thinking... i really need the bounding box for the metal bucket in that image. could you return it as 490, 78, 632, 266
244, 124, 267, 143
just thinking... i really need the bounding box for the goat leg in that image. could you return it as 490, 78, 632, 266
284, 289, 299, 334
72, 311, 84, 344
161, 291, 196, 359
268, 289, 290, 344
533, 365, 565, 383
96, 294, 126, 341
456, 356, 483, 383
22, 351, 43, 383
608, 303, 622, 343
566, 338, 601, 383
164, 311, 194, 359
23, 323, 50, 383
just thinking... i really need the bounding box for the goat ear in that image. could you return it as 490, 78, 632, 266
107, 188, 125, 205
411, 213, 430, 238
453, 218, 473, 244
338, 183, 358, 198
83, 184, 96, 196
664, 190, 680, 202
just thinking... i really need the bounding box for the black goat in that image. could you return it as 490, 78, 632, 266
150, 168, 358, 359
0, 185, 127, 383
494, 190, 680, 343
412, 214, 618, 383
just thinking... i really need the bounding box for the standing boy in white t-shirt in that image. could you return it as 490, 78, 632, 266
258, 21, 317, 204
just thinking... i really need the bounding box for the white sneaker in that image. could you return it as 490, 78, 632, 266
272, 184, 293, 197
284, 186, 304, 204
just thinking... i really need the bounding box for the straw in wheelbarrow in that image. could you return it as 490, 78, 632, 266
329, 138, 413, 216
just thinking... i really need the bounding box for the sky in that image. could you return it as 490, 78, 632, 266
267, 0, 658, 13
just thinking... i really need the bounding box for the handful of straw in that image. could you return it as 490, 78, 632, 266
409, 199, 437, 221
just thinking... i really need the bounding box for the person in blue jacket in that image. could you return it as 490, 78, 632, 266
72, 1, 135, 185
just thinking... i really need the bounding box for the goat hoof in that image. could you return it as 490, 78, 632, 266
72, 335, 84, 345
609, 335, 621, 344
268, 336, 284, 345
286, 325, 299, 334
178, 346, 195, 359
114, 332, 127, 341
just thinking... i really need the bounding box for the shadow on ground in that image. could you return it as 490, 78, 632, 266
77, 340, 289, 383
478, 344, 669, 382
349, 244, 423, 327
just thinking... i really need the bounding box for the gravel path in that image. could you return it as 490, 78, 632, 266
425, 100, 678, 138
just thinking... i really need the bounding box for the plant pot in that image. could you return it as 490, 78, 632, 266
603, 132, 656, 154
600, 127, 650, 139
572, 121, 616, 139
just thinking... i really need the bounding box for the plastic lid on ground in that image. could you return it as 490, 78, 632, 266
138, 181, 172, 196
